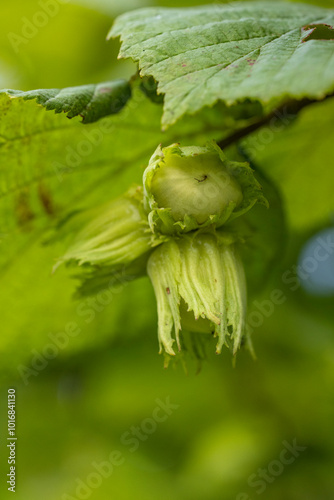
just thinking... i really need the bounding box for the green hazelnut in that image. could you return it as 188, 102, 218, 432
143, 141, 267, 235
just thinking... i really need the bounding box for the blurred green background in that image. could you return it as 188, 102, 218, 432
1, 0, 334, 499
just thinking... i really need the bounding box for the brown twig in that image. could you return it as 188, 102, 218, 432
217, 93, 334, 150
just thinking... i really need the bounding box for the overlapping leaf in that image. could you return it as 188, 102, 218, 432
109, 2, 334, 127
5, 80, 131, 123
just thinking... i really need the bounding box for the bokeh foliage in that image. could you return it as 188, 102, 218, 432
0, 1, 333, 499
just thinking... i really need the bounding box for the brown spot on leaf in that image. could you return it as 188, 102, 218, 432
38, 183, 56, 217
166, 287, 170, 294
247, 58, 256, 66
15, 191, 35, 231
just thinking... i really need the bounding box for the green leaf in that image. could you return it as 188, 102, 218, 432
220, 150, 286, 297
5, 80, 131, 123
242, 97, 334, 231
109, 2, 334, 127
